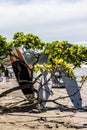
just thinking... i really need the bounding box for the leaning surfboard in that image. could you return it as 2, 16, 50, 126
10, 47, 34, 103
35, 70, 52, 110
61, 71, 82, 109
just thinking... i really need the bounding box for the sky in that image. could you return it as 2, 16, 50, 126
0, 0, 87, 45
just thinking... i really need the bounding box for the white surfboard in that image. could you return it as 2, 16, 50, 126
61, 72, 82, 109
39, 71, 52, 109
35, 71, 52, 110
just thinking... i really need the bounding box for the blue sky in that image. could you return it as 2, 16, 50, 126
0, 0, 87, 45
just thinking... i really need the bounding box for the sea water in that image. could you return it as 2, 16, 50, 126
74, 64, 87, 82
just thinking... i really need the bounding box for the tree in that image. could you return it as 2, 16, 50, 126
0, 32, 87, 112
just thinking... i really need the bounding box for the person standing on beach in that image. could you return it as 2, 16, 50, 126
5, 68, 9, 82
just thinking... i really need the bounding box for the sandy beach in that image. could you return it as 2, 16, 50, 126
0, 77, 87, 130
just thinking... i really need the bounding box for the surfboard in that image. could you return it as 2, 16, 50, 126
61, 71, 82, 109
10, 48, 34, 104
35, 70, 52, 110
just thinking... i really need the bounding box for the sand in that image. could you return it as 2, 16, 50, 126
0, 77, 87, 130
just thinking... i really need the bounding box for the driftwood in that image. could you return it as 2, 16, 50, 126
0, 84, 38, 98
0, 86, 21, 98
0, 102, 38, 113
0, 61, 85, 113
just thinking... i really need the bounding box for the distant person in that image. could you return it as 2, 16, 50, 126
5, 68, 9, 82
0, 72, 3, 82
10, 71, 13, 78
0, 72, 1, 77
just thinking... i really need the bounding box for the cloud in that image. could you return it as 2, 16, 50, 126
0, 0, 87, 43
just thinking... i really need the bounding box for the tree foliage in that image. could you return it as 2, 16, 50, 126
0, 32, 87, 79
1, 32, 87, 111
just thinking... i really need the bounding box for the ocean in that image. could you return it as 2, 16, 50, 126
74, 64, 87, 82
